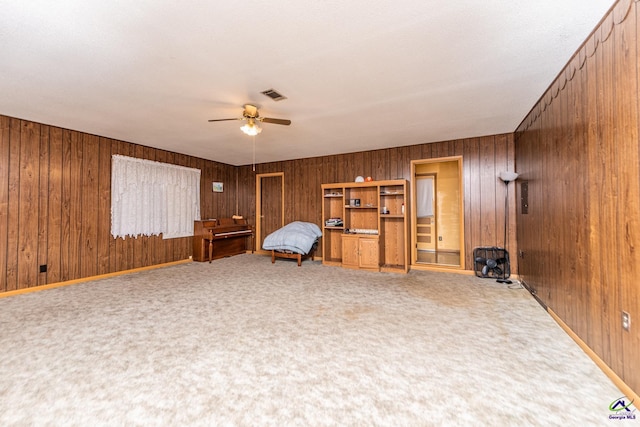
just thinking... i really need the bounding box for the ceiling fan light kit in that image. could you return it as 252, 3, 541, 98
208, 104, 291, 136
240, 119, 262, 136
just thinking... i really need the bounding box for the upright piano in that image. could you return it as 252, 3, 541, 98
193, 218, 254, 262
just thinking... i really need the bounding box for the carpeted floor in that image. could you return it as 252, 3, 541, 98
0, 254, 629, 426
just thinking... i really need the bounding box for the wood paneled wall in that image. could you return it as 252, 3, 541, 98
0, 114, 237, 292
514, 0, 639, 394
1, 113, 514, 293
235, 133, 516, 272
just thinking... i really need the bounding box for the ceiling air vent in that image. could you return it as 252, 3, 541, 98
261, 88, 287, 102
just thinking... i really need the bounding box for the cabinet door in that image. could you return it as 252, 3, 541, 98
341, 235, 359, 268
358, 237, 379, 269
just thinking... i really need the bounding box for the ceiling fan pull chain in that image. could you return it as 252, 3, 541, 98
252, 135, 256, 172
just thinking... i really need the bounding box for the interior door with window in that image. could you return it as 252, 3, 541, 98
256, 173, 284, 252
411, 157, 464, 269
415, 175, 436, 256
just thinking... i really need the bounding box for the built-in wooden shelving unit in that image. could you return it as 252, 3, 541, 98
321, 179, 409, 273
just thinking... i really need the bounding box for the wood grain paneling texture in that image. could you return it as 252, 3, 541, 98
0, 115, 237, 292
235, 133, 516, 273
515, 0, 639, 394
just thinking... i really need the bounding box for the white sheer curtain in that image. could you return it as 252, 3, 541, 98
111, 155, 201, 239
416, 176, 434, 218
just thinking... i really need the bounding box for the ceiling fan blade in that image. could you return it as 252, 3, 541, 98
261, 117, 291, 126
208, 118, 242, 122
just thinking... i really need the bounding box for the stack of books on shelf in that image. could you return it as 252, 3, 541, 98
325, 218, 343, 227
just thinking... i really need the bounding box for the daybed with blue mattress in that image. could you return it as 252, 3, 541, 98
262, 221, 322, 266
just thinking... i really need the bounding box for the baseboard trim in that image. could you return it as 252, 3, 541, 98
0, 259, 192, 299
519, 279, 547, 309
410, 264, 475, 275
548, 308, 639, 403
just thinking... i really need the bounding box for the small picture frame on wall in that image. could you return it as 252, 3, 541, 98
212, 182, 223, 192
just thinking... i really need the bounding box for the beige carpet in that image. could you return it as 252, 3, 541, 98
0, 254, 627, 426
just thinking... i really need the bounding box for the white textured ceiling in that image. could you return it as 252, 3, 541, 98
0, 1, 614, 165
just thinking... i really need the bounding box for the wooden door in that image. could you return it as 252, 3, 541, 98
256, 173, 284, 253
411, 158, 464, 269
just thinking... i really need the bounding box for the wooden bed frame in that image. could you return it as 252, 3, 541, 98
270, 242, 318, 267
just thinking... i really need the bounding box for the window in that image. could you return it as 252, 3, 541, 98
111, 155, 201, 239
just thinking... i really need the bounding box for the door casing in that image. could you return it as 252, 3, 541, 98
255, 172, 285, 254
410, 156, 465, 270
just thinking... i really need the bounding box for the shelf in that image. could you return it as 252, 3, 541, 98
322, 179, 408, 274
343, 232, 379, 236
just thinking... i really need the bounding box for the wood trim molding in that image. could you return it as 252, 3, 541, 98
255, 172, 285, 255
0, 259, 192, 299
548, 308, 639, 403
410, 156, 466, 270
409, 264, 475, 275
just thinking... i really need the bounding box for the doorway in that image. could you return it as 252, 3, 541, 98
411, 157, 464, 269
255, 172, 284, 253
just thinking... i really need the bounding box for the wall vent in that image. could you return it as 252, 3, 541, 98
261, 88, 287, 101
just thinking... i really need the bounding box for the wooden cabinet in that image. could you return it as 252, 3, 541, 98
342, 235, 379, 271
321, 179, 409, 273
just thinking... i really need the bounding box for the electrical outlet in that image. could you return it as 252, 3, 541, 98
622, 311, 631, 331
39, 264, 47, 273
438, 236, 443, 241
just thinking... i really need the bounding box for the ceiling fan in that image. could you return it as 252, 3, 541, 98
208, 104, 291, 136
